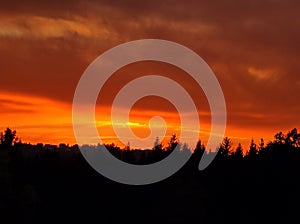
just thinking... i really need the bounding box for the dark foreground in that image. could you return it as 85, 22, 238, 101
1, 133, 300, 224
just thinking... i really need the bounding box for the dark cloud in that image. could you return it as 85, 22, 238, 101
0, 0, 299, 131
0, 98, 37, 114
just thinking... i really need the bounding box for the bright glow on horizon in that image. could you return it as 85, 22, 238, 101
0, 91, 277, 150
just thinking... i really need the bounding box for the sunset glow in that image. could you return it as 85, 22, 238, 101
1, 1, 299, 149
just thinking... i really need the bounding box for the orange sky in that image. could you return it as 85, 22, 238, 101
0, 0, 299, 149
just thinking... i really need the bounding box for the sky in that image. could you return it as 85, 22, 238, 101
0, 0, 299, 149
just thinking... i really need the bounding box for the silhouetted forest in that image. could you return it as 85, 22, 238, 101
1, 127, 300, 224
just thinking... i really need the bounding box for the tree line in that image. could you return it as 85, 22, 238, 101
1, 127, 300, 164
1, 127, 300, 223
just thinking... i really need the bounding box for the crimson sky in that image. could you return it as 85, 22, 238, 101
0, 0, 299, 147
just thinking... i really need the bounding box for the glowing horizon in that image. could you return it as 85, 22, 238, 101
1, 1, 299, 150
0, 90, 288, 150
